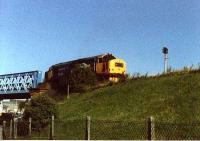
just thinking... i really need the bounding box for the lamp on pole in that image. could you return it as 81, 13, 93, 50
162, 47, 168, 73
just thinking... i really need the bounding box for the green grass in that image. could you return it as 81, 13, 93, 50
58, 72, 200, 122
27, 71, 200, 139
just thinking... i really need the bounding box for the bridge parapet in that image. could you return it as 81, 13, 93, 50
0, 71, 42, 95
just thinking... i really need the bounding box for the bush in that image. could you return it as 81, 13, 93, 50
18, 101, 26, 112
17, 119, 29, 136
0, 113, 14, 125
118, 74, 131, 83
69, 64, 97, 93
51, 64, 97, 94
23, 94, 58, 131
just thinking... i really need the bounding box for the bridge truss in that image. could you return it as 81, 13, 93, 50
0, 71, 42, 99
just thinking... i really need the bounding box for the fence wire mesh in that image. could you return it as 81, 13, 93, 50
4, 122, 10, 139
54, 119, 85, 140
155, 121, 200, 140
30, 126, 50, 140
17, 119, 50, 140
3, 118, 200, 140
91, 120, 147, 140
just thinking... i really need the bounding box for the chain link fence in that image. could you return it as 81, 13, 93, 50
54, 119, 85, 140
91, 120, 147, 140
155, 121, 200, 140
2, 117, 200, 140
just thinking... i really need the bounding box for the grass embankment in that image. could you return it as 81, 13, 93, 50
58, 71, 200, 122
30, 71, 200, 139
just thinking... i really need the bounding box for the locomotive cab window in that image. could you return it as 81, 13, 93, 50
115, 63, 123, 68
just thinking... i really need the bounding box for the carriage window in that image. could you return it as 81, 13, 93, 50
115, 63, 123, 67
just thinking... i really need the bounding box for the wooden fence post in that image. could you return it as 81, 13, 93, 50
29, 117, 32, 136
14, 118, 18, 139
12, 118, 14, 139
2, 121, 6, 140
9, 119, 13, 139
85, 116, 91, 140
49, 115, 54, 140
147, 116, 155, 140
67, 84, 70, 99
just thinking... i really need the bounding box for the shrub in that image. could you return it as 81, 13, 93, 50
23, 94, 58, 131
69, 64, 97, 93
17, 119, 29, 136
0, 113, 14, 125
51, 64, 97, 93
118, 74, 130, 83
18, 101, 27, 112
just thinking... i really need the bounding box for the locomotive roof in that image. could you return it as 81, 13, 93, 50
50, 53, 116, 69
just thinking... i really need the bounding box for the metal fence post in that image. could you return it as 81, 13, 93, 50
147, 116, 155, 140
29, 117, 32, 137
49, 115, 54, 140
85, 116, 91, 140
3, 121, 6, 140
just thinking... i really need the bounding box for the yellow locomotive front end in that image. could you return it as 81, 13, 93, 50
95, 58, 126, 82
108, 59, 126, 82
108, 59, 126, 75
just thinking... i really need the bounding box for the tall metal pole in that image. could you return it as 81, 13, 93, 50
164, 53, 168, 73
162, 47, 168, 73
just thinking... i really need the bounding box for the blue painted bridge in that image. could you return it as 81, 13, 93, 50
0, 71, 42, 99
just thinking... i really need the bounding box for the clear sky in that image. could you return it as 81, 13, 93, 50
1, 0, 200, 77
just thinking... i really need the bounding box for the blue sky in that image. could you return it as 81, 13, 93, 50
1, 0, 200, 77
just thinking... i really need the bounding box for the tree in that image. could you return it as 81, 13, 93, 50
69, 64, 97, 93
23, 94, 57, 131
50, 64, 97, 93
18, 101, 27, 113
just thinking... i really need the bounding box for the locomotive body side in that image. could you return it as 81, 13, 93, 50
45, 54, 126, 83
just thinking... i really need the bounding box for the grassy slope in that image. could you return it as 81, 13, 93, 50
58, 72, 200, 122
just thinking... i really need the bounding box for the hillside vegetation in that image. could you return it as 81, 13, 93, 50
58, 70, 200, 122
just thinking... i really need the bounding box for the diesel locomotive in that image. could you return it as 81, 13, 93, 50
45, 53, 126, 83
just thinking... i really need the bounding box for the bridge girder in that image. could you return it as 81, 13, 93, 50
0, 71, 42, 99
